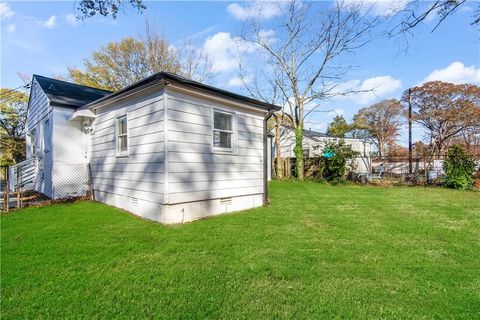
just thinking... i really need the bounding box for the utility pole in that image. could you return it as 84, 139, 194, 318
408, 88, 413, 174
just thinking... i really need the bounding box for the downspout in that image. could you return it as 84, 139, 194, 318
263, 109, 274, 205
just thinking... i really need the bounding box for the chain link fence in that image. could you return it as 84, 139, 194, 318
273, 154, 480, 186
1, 160, 92, 212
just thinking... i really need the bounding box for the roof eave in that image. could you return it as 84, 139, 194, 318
78, 72, 281, 112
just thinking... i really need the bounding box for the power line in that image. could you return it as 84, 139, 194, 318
0, 84, 30, 99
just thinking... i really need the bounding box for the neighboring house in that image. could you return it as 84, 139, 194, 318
20, 73, 280, 223
276, 127, 372, 173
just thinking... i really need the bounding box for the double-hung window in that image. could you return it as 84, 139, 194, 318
213, 110, 234, 152
30, 129, 36, 156
116, 115, 128, 156
43, 119, 50, 152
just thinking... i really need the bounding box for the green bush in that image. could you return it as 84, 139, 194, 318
443, 145, 477, 190
312, 140, 360, 183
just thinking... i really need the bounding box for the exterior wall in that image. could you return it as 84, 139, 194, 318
26, 78, 51, 143
51, 107, 90, 199
25, 78, 54, 197
88, 87, 267, 223
52, 107, 88, 163
163, 89, 265, 222
277, 129, 372, 173
90, 88, 165, 221
161, 194, 263, 224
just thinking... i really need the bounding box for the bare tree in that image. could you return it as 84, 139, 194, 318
237, 0, 379, 179
390, 0, 479, 35
236, 62, 289, 179
176, 40, 213, 83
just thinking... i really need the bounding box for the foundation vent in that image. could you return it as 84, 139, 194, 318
130, 197, 139, 206
220, 197, 232, 206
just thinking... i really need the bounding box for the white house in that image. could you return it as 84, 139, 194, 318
22, 75, 111, 199
21, 73, 280, 223
276, 127, 372, 173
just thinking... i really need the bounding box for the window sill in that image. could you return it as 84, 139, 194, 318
212, 148, 234, 154
116, 153, 129, 158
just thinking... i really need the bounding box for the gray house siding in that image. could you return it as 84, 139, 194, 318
26, 78, 51, 133
165, 89, 264, 206
90, 89, 165, 220
25, 78, 54, 197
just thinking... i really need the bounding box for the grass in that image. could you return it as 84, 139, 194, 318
1, 182, 479, 319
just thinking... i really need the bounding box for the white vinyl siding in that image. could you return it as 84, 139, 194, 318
166, 89, 265, 204
24, 78, 55, 198
90, 89, 165, 204
26, 78, 51, 130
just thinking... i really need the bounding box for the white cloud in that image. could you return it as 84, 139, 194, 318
346, 0, 407, 17
423, 61, 480, 84
202, 32, 255, 73
334, 75, 402, 105
227, 1, 282, 20
0, 2, 14, 19
6, 24, 16, 33
227, 75, 252, 88
65, 13, 79, 26
41, 15, 57, 28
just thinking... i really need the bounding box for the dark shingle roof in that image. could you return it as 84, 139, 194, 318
303, 129, 331, 140
33, 75, 112, 109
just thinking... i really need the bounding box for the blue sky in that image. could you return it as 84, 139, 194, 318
1, 1, 479, 143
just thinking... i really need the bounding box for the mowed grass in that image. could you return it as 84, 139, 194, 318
1, 182, 479, 319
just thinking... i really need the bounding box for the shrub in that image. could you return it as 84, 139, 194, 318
443, 145, 477, 190
476, 168, 480, 189
312, 140, 360, 183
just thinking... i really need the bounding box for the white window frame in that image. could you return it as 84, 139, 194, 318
115, 115, 129, 157
30, 129, 37, 157
43, 119, 50, 153
212, 108, 235, 153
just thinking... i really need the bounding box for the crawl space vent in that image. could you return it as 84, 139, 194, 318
220, 197, 232, 205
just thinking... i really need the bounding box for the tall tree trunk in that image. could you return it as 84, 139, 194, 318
274, 123, 283, 179
293, 125, 304, 180
378, 139, 384, 161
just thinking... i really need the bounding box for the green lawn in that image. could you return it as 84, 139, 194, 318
1, 182, 479, 319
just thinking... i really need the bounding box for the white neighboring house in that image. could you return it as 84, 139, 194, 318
19, 73, 280, 223
276, 127, 372, 173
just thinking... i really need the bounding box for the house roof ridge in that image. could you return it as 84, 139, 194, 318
33, 74, 113, 93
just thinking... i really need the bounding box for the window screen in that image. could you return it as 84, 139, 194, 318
117, 116, 128, 155
213, 111, 234, 150
43, 119, 50, 152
